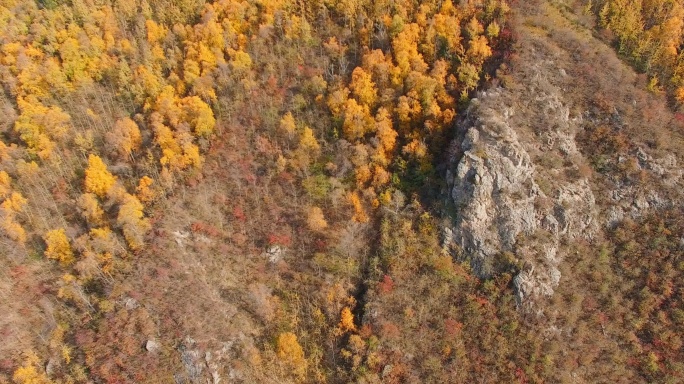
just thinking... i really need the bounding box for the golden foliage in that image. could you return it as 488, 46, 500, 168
676, 87, 684, 104
371, 164, 391, 188
136, 176, 156, 204
14, 97, 71, 160
467, 35, 493, 64
181, 96, 216, 137
591, 0, 684, 101
0, 191, 27, 244
146, 19, 167, 43
355, 165, 372, 187
348, 192, 369, 223
0, 0, 514, 379
229, 49, 253, 74
374, 108, 397, 158
151, 112, 202, 171
2, 191, 27, 213
77, 193, 105, 226
276, 332, 306, 376
44, 228, 75, 266
465, 17, 485, 37
327, 86, 350, 117
350, 67, 378, 107
392, 23, 427, 76
12, 351, 51, 384
279, 112, 297, 137
84, 154, 116, 198
117, 193, 150, 250
486, 21, 501, 38
0, 140, 12, 163
0, 172, 12, 198
299, 126, 320, 153
342, 98, 374, 141
338, 306, 356, 333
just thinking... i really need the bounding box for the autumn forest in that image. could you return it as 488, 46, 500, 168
2, 0, 684, 383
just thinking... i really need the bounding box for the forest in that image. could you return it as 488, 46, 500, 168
1, 0, 684, 383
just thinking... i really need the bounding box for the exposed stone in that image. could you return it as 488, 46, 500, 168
264, 245, 283, 263
45, 358, 58, 377
146, 339, 161, 353
173, 230, 190, 247
124, 297, 139, 310
447, 68, 598, 308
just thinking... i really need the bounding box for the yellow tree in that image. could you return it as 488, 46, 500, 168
350, 67, 378, 107
465, 17, 485, 38
0, 171, 11, 199
327, 86, 350, 118
44, 228, 75, 266
150, 113, 184, 170
299, 126, 320, 153
467, 35, 492, 66
0, 140, 12, 163
145, 19, 167, 43
181, 96, 216, 137
2, 215, 26, 244
136, 176, 156, 204
676, 86, 684, 104
14, 97, 71, 160
392, 23, 427, 77
371, 164, 391, 188
355, 165, 372, 187
134, 65, 163, 101
361, 49, 394, 89
2, 192, 27, 213
342, 98, 374, 141
279, 112, 297, 138
154, 86, 183, 128
183, 58, 201, 87
374, 107, 398, 161
396, 92, 422, 123
84, 154, 116, 198
276, 332, 306, 377
78, 193, 105, 226
117, 193, 150, 250
1, 191, 27, 244
338, 306, 357, 333
228, 49, 252, 76
348, 191, 369, 223
12, 351, 51, 384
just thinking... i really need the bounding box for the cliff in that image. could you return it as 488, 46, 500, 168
446, 0, 684, 311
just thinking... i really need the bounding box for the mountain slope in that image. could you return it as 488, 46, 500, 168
2, 0, 684, 383
357, 0, 684, 382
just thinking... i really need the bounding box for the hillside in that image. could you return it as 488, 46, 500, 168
2, 0, 684, 383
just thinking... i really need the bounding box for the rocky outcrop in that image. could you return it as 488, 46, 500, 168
605, 147, 682, 228
446, 64, 599, 308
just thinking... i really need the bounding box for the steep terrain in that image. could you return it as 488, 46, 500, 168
2, 0, 684, 383
357, 0, 684, 382
447, 0, 684, 308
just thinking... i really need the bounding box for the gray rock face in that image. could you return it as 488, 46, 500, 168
605, 147, 680, 228
446, 74, 597, 308
446, 74, 682, 310
174, 334, 258, 384
177, 338, 204, 383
